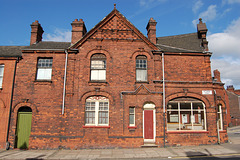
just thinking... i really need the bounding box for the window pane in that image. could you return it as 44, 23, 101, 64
0, 77, 2, 88
136, 69, 147, 81
129, 114, 134, 125
37, 68, 52, 80
86, 111, 95, 124
0, 65, 4, 76
91, 60, 106, 69
91, 70, 106, 81
98, 111, 108, 124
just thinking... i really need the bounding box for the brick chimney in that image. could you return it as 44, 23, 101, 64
213, 69, 221, 83
71, 19, 87, 45
227, 85, 234, 92
197, 18, 208, 51
146, 18, 157, 44
30, 20, 44, 45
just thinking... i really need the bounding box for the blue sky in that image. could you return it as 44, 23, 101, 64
1, 0, 240, 88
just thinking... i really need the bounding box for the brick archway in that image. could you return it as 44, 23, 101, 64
166, 92, 211, 107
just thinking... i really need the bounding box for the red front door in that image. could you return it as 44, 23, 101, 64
144, 110, 153, 139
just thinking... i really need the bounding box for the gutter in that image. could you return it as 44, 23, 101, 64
6, 57, 19, 150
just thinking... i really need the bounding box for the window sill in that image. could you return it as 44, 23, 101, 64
219, 130, 227, 133
135, 81, 149, 84
34, 80, 52, 85
128, 126, 137, 129
166, 130, 209, 134
88, 81, 108, 86
83, 125, 110, 128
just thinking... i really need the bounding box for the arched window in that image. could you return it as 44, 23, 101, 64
90, 54, 106, 81
85, 96, 109, 126
136, 55, 147, 82
167, 98, 206, 131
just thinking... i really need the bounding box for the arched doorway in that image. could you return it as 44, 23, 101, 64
143, 103, 156, 143
15, 107, 32, 149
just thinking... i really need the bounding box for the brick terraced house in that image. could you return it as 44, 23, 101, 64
226, 85, 240, 126
1, 6, 230, 149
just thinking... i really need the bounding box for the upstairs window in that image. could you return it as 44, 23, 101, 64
0, 65, 4, 88
136, 56, 147, 82
91, 54, 106, 81
85, 96, 109, 126
36, 58, 53, 80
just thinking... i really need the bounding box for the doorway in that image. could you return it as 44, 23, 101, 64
15, 107, 32, 149
143, 103, 155, 143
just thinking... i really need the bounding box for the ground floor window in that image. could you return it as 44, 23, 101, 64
129, 107, 135, 126
217, 105, 223, 131
167, 98, 206, 131
85, 96, 109, 126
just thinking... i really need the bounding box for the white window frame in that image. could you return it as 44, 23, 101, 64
129, 107, 135, 126
217, 105, 223, 131
167, 100, 207, 131
85, 96, 109, 126
0, 64, 4, 88
36, 58, 53, 80
90, 54, 106, 81
136, 56, 147, 82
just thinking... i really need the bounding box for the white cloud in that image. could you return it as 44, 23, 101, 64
44, 28, 71, 42
192, 0, 203, 14
192, 5, 217, 27
208, 17, 240, 58
209, 17, 240, 88
227, 0, 240, 4
199, 5, 217, 21
139, 0, 167, 7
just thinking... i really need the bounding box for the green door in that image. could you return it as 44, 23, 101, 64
16, 112, 32, 149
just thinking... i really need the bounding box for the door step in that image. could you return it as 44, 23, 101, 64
141, 143, 158, 148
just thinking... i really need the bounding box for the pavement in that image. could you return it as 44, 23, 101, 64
0, 126, 240, 159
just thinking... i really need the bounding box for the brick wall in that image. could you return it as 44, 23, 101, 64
0, 58, 17, 149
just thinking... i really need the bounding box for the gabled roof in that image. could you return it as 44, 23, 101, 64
156, 33, 205, 53
24, 41, 71, 50
0, 46, 24, 57
70, 8, 159, 50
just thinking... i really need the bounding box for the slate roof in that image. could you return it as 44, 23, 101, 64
156, 33, 205, 53
0, 46, 24, 57
24, 41, 71, 50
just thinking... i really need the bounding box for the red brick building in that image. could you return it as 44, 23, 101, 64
226, 85, 240, 126
0, 47, 22, 149
3, 7, 230, 149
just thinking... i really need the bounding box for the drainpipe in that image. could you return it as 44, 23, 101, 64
162, 52, 166, 148
6, 57, 19, 150
62, 50, 68, 115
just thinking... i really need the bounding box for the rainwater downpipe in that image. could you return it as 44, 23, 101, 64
62, 50, 68, 115
162, 52, 166, 148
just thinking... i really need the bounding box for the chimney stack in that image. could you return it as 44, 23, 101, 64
71, 19, 87, 45
30, 20, 44, 45
146, 18, 157, 44
197, 18, 208, 51
227, 85, 235, 92
213, 69, 221, 83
